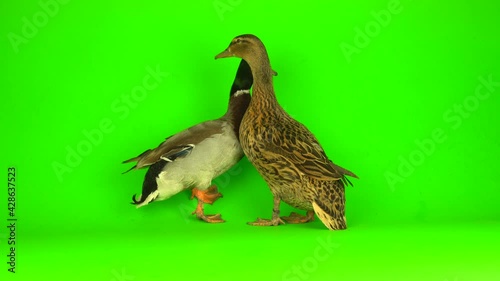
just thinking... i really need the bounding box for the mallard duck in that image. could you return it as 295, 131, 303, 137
215, 34, 358, 230
122, 59, 257, 223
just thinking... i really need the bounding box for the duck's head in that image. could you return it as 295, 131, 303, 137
215, 34, 263, 59
215, 34, 278, 76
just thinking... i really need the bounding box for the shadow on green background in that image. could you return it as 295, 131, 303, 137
1, 0, 499, 280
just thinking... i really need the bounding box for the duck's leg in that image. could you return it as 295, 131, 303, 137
248, 196, 285, 226
191, 185, 223, 203
190, 185, 225, 223
281, 210, 315, 224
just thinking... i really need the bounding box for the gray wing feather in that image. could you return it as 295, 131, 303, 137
122, 120, 224, 173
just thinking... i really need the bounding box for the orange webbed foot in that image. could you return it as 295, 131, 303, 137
190, 186, 225, 223
191, 185, 223, 205
247, 217, 285, 226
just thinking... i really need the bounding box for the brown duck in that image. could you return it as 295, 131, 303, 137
215, 34, 358, 230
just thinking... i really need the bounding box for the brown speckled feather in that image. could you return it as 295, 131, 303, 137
257, 118, 344, 182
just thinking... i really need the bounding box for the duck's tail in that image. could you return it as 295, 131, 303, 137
130, 158, 168, 208
131, 190, 159, 208
122, 149, 153, 173
312, 181, 347, 231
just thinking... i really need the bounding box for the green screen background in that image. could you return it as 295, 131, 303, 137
1, 0, 499, 280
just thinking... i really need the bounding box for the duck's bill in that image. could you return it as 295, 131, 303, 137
215, 48, 232, 59
215, 50, 278, 76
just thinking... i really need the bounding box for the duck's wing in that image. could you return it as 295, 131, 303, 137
260, 117, 357, 183
302, 126, 359, 181
122, 120, 224, 173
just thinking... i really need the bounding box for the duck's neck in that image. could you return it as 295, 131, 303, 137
248, 56, 278, 108
226, 92, 251, 139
